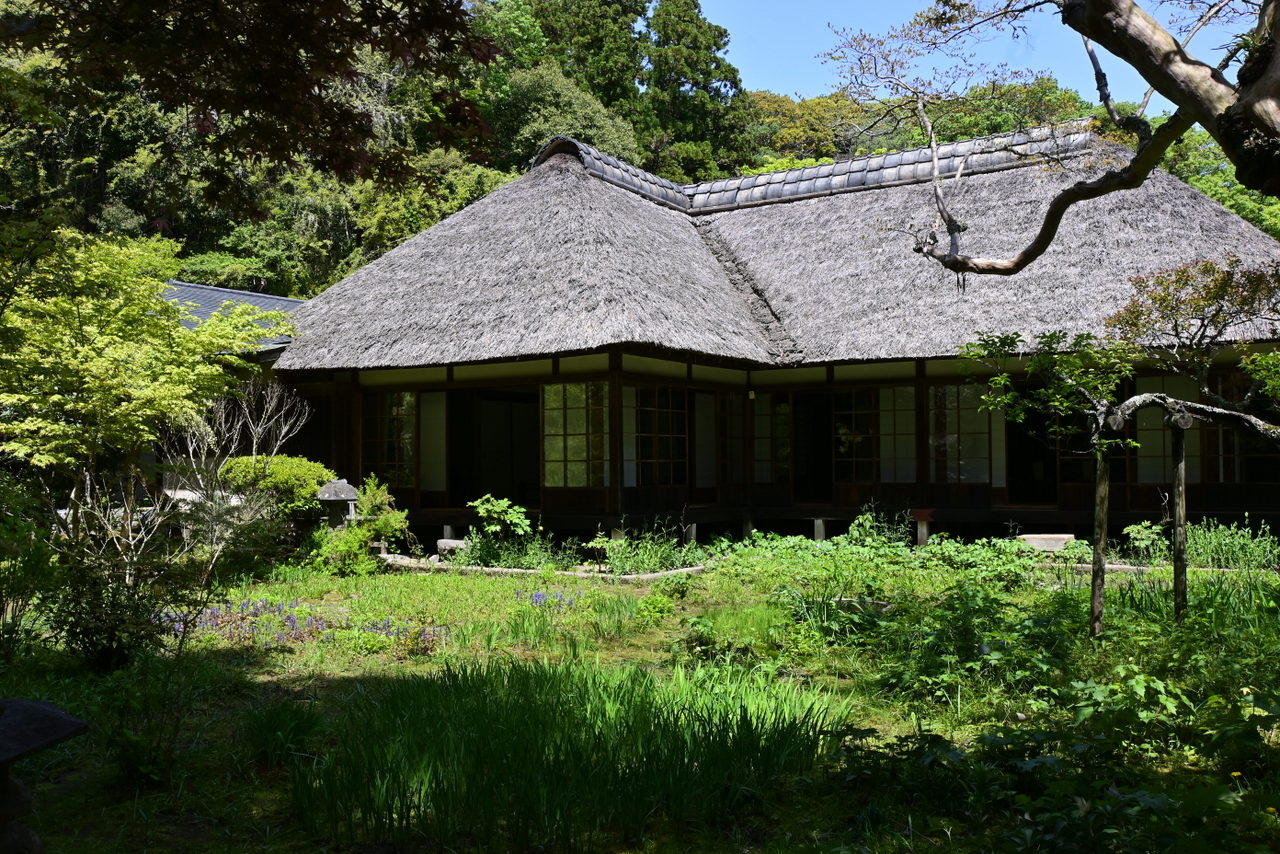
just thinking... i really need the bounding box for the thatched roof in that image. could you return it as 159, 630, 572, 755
275, 125, 1280, 372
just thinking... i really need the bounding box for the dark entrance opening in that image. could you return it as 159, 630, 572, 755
449, 387, 540, 508
793, 391, 833, 503
1006, 411, 1059, 505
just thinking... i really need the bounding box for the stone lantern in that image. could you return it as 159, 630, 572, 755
317, 478, 358, 527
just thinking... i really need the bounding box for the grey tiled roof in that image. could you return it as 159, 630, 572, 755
167, 281, 304, 322
532, 123, 1096, 215
167, 281, 304, 352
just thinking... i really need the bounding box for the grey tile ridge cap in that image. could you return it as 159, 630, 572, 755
691, 143, 1098, 214
531, 121, 1097, 216
167, 280, 306, 304
531, 136, 691, 212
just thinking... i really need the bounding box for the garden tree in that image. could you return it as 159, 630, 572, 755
528, 0, 759, 180
749, 90, 865, 160
0, 231, 291, 671
472, 0, 552, 91
0, 0, 492, 181
962, 331, 1141, 636
0, 229, 289, 469
1108, 259, 1280, 616
741, 155, 836, 177
966, 259, 1280, 632
834, 0, 1280, 277
527, 0, 647, 112
751, 79, 1092, 164
636, 0, 760, 181
482, 63, 640, 171
174, 151, 514, 297
927, 77, 1095, 142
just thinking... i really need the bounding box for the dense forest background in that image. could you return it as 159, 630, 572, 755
3, 0, 1276, 300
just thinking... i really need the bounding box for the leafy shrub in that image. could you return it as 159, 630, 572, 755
634, 592, 675, 627
1122, 520, 1170, 566
0, 473, 51, 663
678, 605, 791, 662
916, 536, 1037, 588
220, 454, 336, 519
218, 454, 336, 568
458, 495, 579, 569
651, 571, 693, 600
588, 525, 703, 574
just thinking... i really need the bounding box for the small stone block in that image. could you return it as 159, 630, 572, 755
1017, 534, 1076, 552
436, 538, 468, 555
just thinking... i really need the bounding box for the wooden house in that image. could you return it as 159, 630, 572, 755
271, 125, 1280, 540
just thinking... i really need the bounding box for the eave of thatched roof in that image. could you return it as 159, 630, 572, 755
275, 154, 777, 371
277, 123, 1280, 373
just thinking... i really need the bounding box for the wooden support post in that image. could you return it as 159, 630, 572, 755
442, 524, 456, 541
742, 517, 754, 538
1168, 411, 1192, 624
684, 522, 697, 545
910, 508, 933, 546
1091, 447, 1110, 638
813, 518, 826, 542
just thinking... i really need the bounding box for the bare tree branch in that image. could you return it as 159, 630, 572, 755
916, 110, 1194, 274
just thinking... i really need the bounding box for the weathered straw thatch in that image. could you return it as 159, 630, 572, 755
276, 126, 1280, 372
710, 152, 1280, 362
277, 153, 775, 370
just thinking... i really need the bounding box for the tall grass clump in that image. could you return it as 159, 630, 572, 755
1187, 516, 1280, 571
291, 660, 843, 849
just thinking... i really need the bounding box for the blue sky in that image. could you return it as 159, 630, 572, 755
699, 1, 1239, 113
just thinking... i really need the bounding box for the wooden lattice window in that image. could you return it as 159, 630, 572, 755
363, 391, 416, 488
833, 386, 915, 483
543, 382, 609, 488
752, 392, 791, 484
1204, 374, 1280, 484
623, 385, 687, 486
929, 384, 990, 484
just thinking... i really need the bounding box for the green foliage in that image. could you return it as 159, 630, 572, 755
0, 229, 289, 468
353, 474, 409, 542
291, 659, 841, 849
587, 526, 704, 574
242, 699, 323, 771
467, 493, 532, 539
748, 90, 862, 159
9, 0, 484, 179
0, 472, 52, 662
309, 475, 409, 576
482, 62, 640, 170
460, 494, 585, 571
220, 455, 336, 519
963, 330, 1140, 437
1186, 517, 1280, 571
634, 591, 676, 627
1107, 257, 1280, 382
1163, 128, 1280, 241
739, 154, 835, 176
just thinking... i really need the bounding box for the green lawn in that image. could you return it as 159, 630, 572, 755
11, 529, 1280, 852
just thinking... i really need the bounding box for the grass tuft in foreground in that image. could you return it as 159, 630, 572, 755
291, 659, 844, 850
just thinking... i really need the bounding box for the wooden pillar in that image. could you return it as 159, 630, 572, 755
608, 349, 623, 515
813, 518, 826, 542
1091, 445, 1110, 638
1168, 411, 1193, 623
